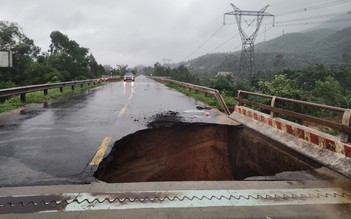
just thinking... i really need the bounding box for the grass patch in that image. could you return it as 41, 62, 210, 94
167, 83, 236, 111
0, 83, 103, 113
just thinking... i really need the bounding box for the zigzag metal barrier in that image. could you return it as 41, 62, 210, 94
0, 79, 104, 102
151, 77, 231, 115
235, 90, 351, 144
0, 189, 350, 213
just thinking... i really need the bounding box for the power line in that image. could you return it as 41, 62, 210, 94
182, 24, 224, 61
275, 17, 351, 27
243, 18, 350, 53
230, 14, 351, 51
209, 24, 253, 53
273, 11, 351, 25
228, 10, 351, 26
275, 0, 351, 17
184, 1, 351, 63
210, 32, 240, 53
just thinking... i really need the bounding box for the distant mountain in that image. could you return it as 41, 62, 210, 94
186, 53, 239, 77
314, 13, 351, 31
255, 32, 314, 54
302, 28, 336, 41
256, 26, 351, 64
185, 25, 351, 78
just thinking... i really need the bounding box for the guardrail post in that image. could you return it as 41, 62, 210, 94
237, 90, 244, 106
214, 90, 231, 115
341, 109, 351, 143
270, 96, 279, 118
44, 89, 48, 96
71, 85, 75, 90
59, 87, 63, 92
80, 84, 84, 88
20, 93, 26, 102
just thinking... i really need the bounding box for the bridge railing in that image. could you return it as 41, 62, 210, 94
235, 90, 351, 143
151, 77, 231, 115
0, 79, 102, 102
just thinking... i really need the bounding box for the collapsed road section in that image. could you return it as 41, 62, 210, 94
1, 110, 351, 218
95, 119, 329, 183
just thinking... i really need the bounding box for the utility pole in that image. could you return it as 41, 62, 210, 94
224, 3, 274, 79
280, 29, 285, 54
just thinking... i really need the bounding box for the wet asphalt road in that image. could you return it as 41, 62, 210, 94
0, 76, 226, 187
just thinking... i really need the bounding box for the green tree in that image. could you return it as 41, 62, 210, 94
274, 53, 285, 70
0, 21, 40, 85
49, 31, 90, 80
170, 65, 198, 84
334, 67, 351, 95
25, 55, 64, 84
284, 65, 330, 92
116, 64, 128, 76
49, 31, 70, 54
342, 45, 351, 63
258, 74, 304, 99
153, 62, 169, 77
212, 76, 233, 94
87, 54, 105, 78
312, 76, 342, 106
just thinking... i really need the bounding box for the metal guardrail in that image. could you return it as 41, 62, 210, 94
235, 90, 351, 143
152, 77, 231, 115
0, 79, 102, 102
101, 75, 122, 81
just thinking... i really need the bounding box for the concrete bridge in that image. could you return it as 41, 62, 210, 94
0, 76, 350, 218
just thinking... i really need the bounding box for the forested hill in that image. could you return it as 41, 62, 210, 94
255, 27, 351, 63
185, 26, 351, 77
255, 29, 335, 54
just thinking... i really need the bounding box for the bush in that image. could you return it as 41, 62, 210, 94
0, 81, 17, 89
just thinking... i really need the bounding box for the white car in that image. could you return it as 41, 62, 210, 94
123, 73, 135, 82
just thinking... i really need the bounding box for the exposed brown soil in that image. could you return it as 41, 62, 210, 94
95, 120, 322, 183
95, 123, 236, 182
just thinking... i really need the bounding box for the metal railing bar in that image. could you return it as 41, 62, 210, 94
238, 90, 345, 113
0, 79, 102, 99
237, 98, 351, 134
152, 77, 231, 115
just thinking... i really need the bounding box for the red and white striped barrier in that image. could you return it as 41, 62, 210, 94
234, 105, 351, 158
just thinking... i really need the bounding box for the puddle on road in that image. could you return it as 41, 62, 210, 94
95, 111, 324, 182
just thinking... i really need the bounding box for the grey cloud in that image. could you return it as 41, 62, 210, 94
1, 0, 349, 67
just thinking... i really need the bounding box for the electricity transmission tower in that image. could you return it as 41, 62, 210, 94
162, 58, 172, 67
224, 4, 274, 78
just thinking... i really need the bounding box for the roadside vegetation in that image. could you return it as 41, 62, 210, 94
152, 63, 351, 110
0, 21, 107, 88
167, 83, 236, 111
0, 83, 102, 113
149, 27, 351, 111
151, 63, 351, 135
0, 21, 114, 113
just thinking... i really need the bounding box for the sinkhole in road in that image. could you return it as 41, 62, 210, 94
94, 122, 322, 182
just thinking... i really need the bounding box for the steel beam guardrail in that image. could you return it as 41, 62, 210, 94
152, 76, 231, 115
0, 79, 102, 102
235, 90, 351, 143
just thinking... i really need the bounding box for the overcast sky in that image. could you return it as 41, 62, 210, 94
1, 0, 350, 67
